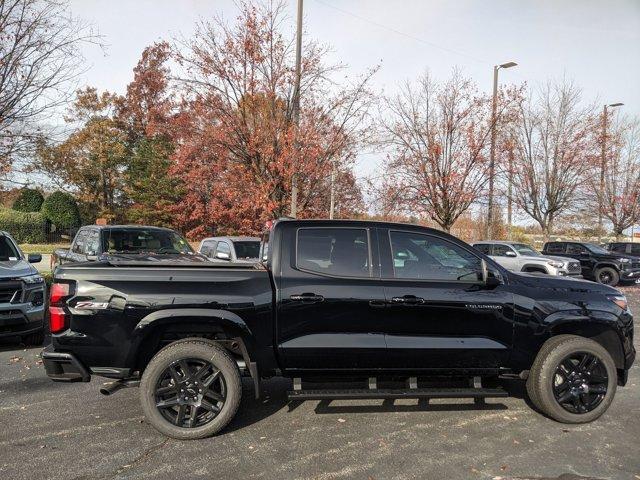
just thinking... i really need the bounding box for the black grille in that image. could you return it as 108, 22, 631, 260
0, 281, 22, 304
632, 262, 640, 270
567, 262, 581, 273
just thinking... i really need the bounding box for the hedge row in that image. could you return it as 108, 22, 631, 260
0, 208, 47, 243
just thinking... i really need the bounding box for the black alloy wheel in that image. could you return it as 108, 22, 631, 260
552, 352, 608, 414
154, 358, 226, 428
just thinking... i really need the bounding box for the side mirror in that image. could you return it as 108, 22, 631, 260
480, 259, 502, 287
505, 251, 517, 257
27, 253, 42, 263
215, 251, 231, 261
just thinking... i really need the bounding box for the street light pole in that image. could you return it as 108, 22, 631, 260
486, 61, 517, 240
598, 102, 623, 242
290, 0, 303, 218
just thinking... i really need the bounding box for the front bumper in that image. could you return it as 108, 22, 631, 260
0, 302, 45, 338
42, 344, 91, 382
620, 268, 640, 281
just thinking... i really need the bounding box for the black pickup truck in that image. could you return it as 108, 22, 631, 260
42, 219, 635, 439
542, 241, 640, 286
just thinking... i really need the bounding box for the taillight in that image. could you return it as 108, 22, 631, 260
49, 282, 73, 334
50, 283, 70, 304
49, 307, 67, 333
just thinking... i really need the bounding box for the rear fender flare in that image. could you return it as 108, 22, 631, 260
129, 308, 254, 367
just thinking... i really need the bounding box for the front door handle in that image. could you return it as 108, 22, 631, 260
290, 293, 324, 303
391, 295, 425, 305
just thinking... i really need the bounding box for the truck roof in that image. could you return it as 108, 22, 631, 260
81, 225, 177, 232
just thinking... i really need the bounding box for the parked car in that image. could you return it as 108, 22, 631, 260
0, 231, 45, 345
43, 219, 635, 439
542, 241, 640, 286
198, 236, 261, 263
605, 241, 640, 258
52, 225, 207, 267
473, 241, 582, 277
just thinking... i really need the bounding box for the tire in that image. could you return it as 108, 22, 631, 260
595, 267, 619, 286
140, 339, 242, 440
22, 329, 44, 346
526, 335, 617, 423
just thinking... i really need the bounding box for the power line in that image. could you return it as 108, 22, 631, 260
312, 0, 488, 65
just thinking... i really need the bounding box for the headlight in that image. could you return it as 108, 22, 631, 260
607, 294, 628, 311
618, 258, 630, 263
547, 260, 564, 268
22, 274, 44, 285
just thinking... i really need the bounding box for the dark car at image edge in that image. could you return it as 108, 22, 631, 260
0, 231, 46, 344
42, 219, 635, 439
542, 240, 640, 286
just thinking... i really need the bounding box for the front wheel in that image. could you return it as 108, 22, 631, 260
526, 335, 617, 423
595, 267, 619, 286
140, 339, 242, 440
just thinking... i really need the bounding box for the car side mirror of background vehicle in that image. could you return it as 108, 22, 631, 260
27, 253, 42, 263
215, 251, 231, 261
505, 251, 517, 257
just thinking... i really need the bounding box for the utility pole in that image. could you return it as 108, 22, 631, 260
507, 148, 513, 239
329, 160, 335, 219
486, 61, 517, 240
598, 102, 623, 242
289, 0, 303, 218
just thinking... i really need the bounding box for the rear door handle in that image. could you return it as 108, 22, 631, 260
290, 293, 324, 303
391, 295, 425, 305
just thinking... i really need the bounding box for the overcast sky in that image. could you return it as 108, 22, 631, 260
70, 0, 640, 181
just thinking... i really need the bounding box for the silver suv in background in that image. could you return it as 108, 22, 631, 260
198, 236, 261, 263
0, 231, 45, 345
473, 241, 582, 277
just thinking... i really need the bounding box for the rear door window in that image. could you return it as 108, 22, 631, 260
631, 244, 640, 255
545, 243, 565, 254
492, 244, 515, 257
296, 228, 370, 277
473, 244, 492, 255
566, 243, 587, 255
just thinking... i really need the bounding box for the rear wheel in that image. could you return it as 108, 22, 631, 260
595, 267, 619, 286
140, 339, 241, 439
526, 335, 617, 423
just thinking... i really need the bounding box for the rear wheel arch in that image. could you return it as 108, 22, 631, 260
130, 310, 254, 373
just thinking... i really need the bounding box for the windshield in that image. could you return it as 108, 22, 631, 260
584, 243, 611, 255
233, 241, 260, 259
103, 229, 194, 255
0, 236, 21, 261
511, 243, 540, 256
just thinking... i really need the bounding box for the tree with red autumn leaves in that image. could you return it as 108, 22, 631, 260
169, 0, 372, 237
508, 81, 596, 240
586, 116, 640, 239
375, 70, 519, 233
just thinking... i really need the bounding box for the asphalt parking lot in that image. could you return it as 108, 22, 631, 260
0, 290, 638, 480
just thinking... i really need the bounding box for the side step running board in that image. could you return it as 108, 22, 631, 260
287, 387, 508, 401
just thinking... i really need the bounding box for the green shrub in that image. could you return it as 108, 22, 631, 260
12, 188, 45, 212
41, 191, 81, 229
0, 208, 47, 243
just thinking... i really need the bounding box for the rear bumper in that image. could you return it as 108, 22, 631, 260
42, 344, 91, 382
